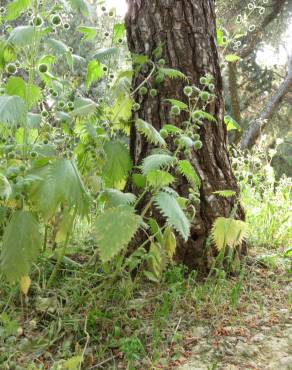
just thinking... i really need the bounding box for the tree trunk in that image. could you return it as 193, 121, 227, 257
125, 0, 245, 271
241, 55, 292, 150
227, 62, 242, 144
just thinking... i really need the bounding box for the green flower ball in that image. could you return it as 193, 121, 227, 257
38, 64, 48, 73
183, 86, 193, 96
133, 103, 140, 112
139, 86, 148, 96
199, 91, 209, 101
159, 129, 168, 139
6, 63, 17, 74
51, 14, 62, 26
200, 76, 208, 85
171, 105, 181, 116
194, 140, 203, 150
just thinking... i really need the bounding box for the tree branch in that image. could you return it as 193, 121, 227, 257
238, 0, 286, 59
240, 56, 292, 149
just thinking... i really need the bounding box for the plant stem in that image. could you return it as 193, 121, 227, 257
47, 209, 77, 288
43, 225, 48, 253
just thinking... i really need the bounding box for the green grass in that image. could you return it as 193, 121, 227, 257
0, 244, 290, 369
234, 153, 292, 249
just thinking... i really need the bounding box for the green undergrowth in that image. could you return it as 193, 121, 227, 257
0, 243, 291, 370
0, 152, 291, 370
234, 149, 292, 249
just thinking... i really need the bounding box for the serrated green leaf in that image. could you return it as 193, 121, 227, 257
177, 160, 201, 188
0, 43, 16, 70
86, 60, 104, 90
224, 115, 241, 131
8, 26, 40, 47
154, 191, 190, 241
101, 189, 136, 208
163, 124, 182, 134
29, 159, 89, 219
142, 154, 175, 175
213, 190, 236, 198
160, 68, 188, 81
225, 54, 241, 62
113, 23, 125, 43
146, 242, 164, 281
284, 248, 292, 258
146, 170, 174, 188
103, 141, 132, 187
136, 119, 166, 147
0, 207, 9, 226
46, 38, 70, 54
0, 95, 27, 126
0, 211, 42, 282
212, 217, 248, 250
111, 96, 132, 122
165, 99, 188, 110
92, 47, 119, 62
77, 26, 97, 41
96, 206, 140, 262
0, 174, 12, 200
192, 110, 216, 122
132, 54, 149, 65
6, 0, 32, 20
70, 98, 97, 117
163, 227, 176, 259
132, 173, 147, 189
216, 28, 226, 47
6, 77, 41, 109
27, 113, 42, 128
66, 0, 91, 15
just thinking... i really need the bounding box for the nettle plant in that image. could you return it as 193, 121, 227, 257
0, 0, 248, 292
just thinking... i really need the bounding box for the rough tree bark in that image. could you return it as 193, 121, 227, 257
241, 55, 292, 150
125, 0, 245, 271
227, 62, 242, 144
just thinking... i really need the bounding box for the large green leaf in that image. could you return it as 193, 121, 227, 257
100, 189, 136, 208
27, 113, 42, 128
111, 95, 132, 122
0, 211, 42, 282
0, 41, 16, 71
212, 217, 248, 250
6, 77, 41, 109
102, 141, 132, 187
86, 60, 104, 90
0, 95, 27, 126
6, 0, 32, 20
142, 154, 175, 175
8, 26, 40, 47
66, 0, 91, 16
70, 98, 97, 117
0, 174, 12, 200
29, 159, 90, 219
96, 206, 140, 262
224, 115, 241, 131
113, 23, 125, 43
46, 38, 70, 54
154, 191, 190, 241
78, 26, 97, 41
